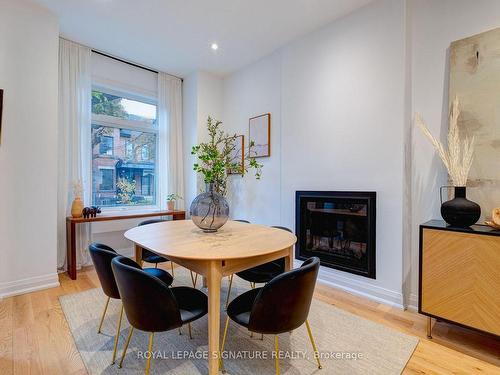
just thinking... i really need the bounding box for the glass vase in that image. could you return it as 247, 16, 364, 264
190, 183, 229, 232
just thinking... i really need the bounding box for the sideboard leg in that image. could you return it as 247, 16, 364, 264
426, 316, 432, 339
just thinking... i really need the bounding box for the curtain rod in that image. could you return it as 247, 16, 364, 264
92, 50, 159, 74
91, 50, 184, 82
59, 37, 183, 81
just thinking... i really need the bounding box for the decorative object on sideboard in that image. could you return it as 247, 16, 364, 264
416, 97, 480, 227
190, 117, 263, 232
166, 193, 183, 211
249, 113, 271, 158
449, 27, 500, 221
439, 186, 481, 228
484, 207, 500, 229
71, 180, 84, 218
82, 206, 101, 219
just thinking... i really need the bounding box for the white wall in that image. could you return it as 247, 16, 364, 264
281, 0, 406, 304
182, 71, 224, 212
407, 0, 500, 307
223, 52, 282, 224
183, 72, 199, 214
216, 0, 407, 306
0, 0, 60, 297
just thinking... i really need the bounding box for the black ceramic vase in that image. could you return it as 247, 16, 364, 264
440, 186, 480, 227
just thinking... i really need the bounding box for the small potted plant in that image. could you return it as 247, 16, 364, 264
167, 193, 182, 211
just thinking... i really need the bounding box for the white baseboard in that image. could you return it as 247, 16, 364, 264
0, 273, 60, 299
294, 260, 405, 309
406, 293, 418, 311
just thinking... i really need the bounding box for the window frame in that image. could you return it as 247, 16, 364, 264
91, 85, 159, 212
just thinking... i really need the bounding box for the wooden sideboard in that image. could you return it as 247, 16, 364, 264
419, 220, 500, 338
66, 210, 185, 280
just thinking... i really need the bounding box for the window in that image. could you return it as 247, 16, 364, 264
125, 140, 134, 160
141, 171, 154, 196
99, 136, 113, 156
99, 168, 114, 191
141, 144, 150, 160
91, 88, 157, 208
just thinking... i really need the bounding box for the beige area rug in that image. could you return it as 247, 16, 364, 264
59, 267, 418, 374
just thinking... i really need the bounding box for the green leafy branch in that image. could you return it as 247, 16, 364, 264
191, 116, 263, 196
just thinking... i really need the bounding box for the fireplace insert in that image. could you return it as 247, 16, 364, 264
295, 191, 376, 278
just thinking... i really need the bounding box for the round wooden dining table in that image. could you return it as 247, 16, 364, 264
124, 219, 297, 375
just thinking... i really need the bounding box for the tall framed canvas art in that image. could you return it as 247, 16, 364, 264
450, 27, 500, 220
249, 113, 270, 158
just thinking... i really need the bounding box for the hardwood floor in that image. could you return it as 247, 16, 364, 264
0, 265, 498, 374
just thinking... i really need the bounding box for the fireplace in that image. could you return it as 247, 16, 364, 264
295, 191, 376, 278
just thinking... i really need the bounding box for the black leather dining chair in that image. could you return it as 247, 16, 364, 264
225, 225, 292, 309
220, 257, 322, 374
138, 219, 172, 271
139, 219, 200, 288
111, 256, 208, 374
89, 243, 173, 364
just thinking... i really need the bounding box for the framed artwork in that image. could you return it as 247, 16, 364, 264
0, 89, 3, 145
228, 135, 245, 175
449, 27, 500, 220
249, 113, 270, 158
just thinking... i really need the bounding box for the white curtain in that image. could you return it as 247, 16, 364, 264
158, 72, 185, 209
57, 39, 92, 270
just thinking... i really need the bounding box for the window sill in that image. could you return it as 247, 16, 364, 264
100, 206, 162, 215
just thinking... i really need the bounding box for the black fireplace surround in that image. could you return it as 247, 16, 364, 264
295, 191, 376, 279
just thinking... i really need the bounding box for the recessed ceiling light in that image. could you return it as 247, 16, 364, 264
211, 43, 219, 51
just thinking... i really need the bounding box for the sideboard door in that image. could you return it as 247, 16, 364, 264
421, 228, 500, 336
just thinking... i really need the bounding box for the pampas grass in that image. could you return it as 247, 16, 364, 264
416, 96, 475, 186
72, 180, 83, 199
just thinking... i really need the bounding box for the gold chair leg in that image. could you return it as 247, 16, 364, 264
170, 261, 175, 277
188, 323, 193, 339
225, 274, 234, 310
219, 316, 230, 373
274, 335, 280, 375
97, 296, 110, 333
118, 326, 134, 368
305, 320, 322, 369
145, 332, 154, 375
111, 304, 124, 364
190, 271, 197, 288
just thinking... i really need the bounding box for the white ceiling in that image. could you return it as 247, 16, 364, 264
37, 0, 374, 78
